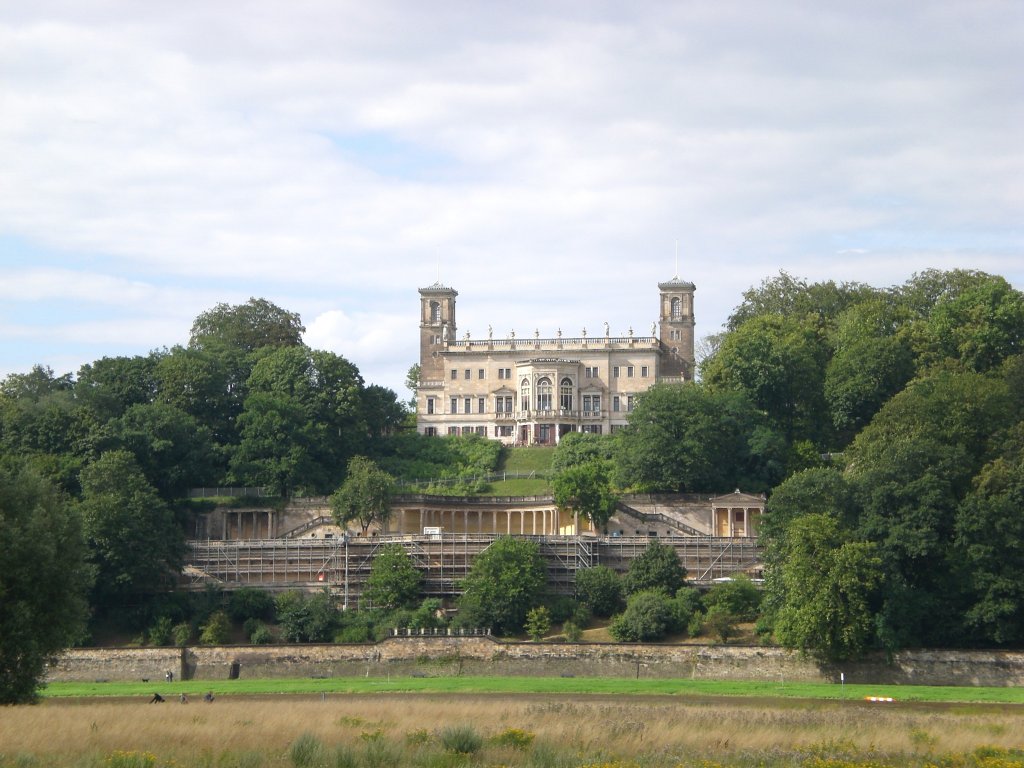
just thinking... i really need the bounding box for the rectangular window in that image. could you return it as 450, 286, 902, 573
464, 369, 471, 380
478, 368, 485, 379
424, 427, 437, 436
427, 398, 435, 415
450, 397, 458, 413
478, 397, 485, 414
641, 365, 649, 377
627, 396, 635, 412
464, 397, 471, 414
450, 369, 457, 380
613, 396, 620, 412
627, 366, 634, 378
585, 366, 598, 378
613, 366, 620, 378
496, 425, 513, 437
447, 426, 458, 435
476, 426, 486, 436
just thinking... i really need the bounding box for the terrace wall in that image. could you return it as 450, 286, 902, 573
47, 638, 1024, 688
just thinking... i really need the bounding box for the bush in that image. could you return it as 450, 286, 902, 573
704, 605, 740, 643
609, 589, 674, 642
249, 623, 274, 645
491, 728, 535, 750
229, 587, 276, 623
703, 575, 762, 621
575, 565, 623, 617
670, 587, 703, 636
439, 725, 483, 754
172, 622, 192, 647
544, 595, 578, 624
525, 606, 551, 641
147, 616, 173, 646
562, 620, 583, 642
199, 611, 231, 645
623, 541, 687, 596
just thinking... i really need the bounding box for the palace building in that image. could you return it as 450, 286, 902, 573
416, 277, 696, 444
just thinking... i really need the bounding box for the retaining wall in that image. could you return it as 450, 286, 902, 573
47, 639, 1024, 688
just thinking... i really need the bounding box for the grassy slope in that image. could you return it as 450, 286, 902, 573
43, 676, 1024, 704
481, 446, 555, 495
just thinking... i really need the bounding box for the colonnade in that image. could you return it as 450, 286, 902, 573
391, 505, 572, 536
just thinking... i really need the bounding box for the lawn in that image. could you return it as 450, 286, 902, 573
42, 675, 1024, 704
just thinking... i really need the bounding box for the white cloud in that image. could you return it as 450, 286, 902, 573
0, 0, 1021, 395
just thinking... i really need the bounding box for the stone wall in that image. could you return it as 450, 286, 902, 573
47, 638, 1024, 688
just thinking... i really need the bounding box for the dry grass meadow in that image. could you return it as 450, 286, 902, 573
3, 693, 1024, 767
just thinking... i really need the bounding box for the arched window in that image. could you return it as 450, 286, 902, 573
536, 377, 552, 411
670, 297, 682, 320
560, 377, 573, 411
430, 301, 441, 323
520, 378, 531, 412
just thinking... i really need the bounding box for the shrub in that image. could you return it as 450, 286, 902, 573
288, 732, 325, 768
147, 616, 173, 646
439, 725, 483, 754
491, 728, 535, 750
563, 620, 583, 642
575, 565, 624, 617
544, 595, 579, 624
703, 575, 762, 621
609, 589, 674, 642
249, 623, 274, 645
172, 622, 192, 647
704, 605, 739, 643
525, 606, 552, 641
622, 541, 687, 596
199, 611, 231, 645
229, 587, 276, 623
670, 587, 703, 636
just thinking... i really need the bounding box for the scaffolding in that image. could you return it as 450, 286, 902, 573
185, 534, 763, 604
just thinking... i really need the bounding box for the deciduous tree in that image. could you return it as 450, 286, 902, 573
457, 537, 546, 635
365, 544, 422, 609
330, 456, 396, 533
0, 464, 91, 703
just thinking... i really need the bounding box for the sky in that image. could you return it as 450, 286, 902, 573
1, 1, 1022, 398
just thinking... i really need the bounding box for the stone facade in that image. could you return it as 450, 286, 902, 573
416, 278, 696, 445
49, 639, 1024, 688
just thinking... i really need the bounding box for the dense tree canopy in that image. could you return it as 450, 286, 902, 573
457, 537, 546, 635
0, 464, 92, 703
330, 456, 396, 533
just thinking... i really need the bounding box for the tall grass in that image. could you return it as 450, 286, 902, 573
2, 694, 1023, 767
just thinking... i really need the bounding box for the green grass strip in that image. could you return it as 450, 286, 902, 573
42, 676, 1024, 704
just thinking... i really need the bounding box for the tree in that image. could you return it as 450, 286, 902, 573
330, 456, 396, 533
189, 297, 305, 354
0, 464, 92, 703
955, 425, 1024, 645
726, 271, 876, 332
365, 544, 422, 609
574, 565, 624, 618
78, 451, 186, 615
609, 589, 675, 642
614, 383, 784, 493
553, 459, 617, 532
772, 514, 882, 661
623, 541, 687, 596
457, 537, 546, 635
76, 354, 161, 420
232, 346, 368, 495
702, 314, 832, 446
703, 605, 740, 643
846, 370, 1012, 647
275, 589, 338, 643
104, 402, 216, 499
404, 363, 421, 410
921, 275, 1024, 373
525, 606, 551, 641
825, 298, 915, 440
